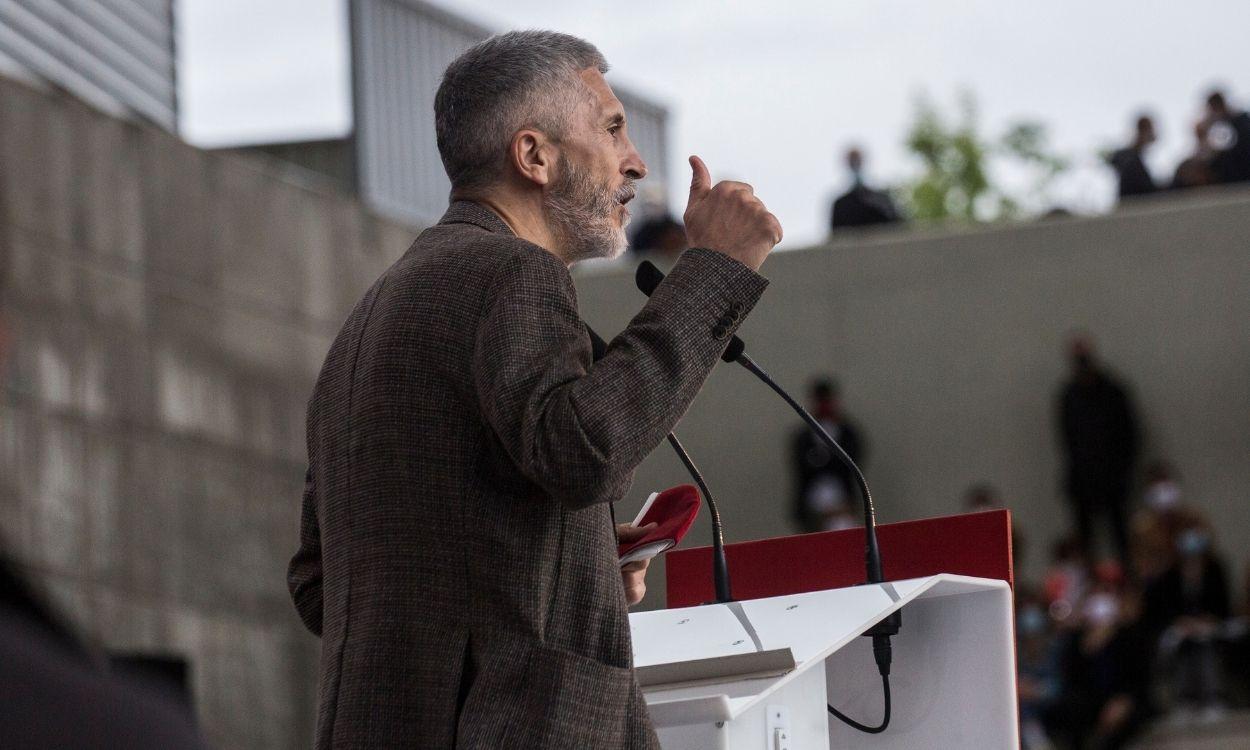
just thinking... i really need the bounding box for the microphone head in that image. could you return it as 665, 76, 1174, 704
635, 260, 664, 296
721, 336, 746, 363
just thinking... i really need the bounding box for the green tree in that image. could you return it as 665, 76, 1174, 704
898, 92, 1068, 223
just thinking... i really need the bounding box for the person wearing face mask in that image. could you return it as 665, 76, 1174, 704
1143, 517, 1231, 721
1128, 461, 1187, 586
1056, 562, 1154, 749
1015, 588, 1062, 750
790, 378, 865, 533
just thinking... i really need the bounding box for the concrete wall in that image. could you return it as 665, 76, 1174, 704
575, 188, 1250, 610
0, 75, 413, 750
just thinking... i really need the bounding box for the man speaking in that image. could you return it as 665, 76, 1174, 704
287, 30, 780, 748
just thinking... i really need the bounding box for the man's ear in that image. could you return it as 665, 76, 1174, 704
509, 129, 555, 187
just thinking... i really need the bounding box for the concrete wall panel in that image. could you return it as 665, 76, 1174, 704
0, 75, 410, 750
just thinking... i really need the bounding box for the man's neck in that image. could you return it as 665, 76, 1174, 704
461, 191, 571, 267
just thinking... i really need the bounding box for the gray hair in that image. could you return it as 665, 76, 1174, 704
435, 30, 608, 193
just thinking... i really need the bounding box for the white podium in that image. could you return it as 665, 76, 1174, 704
630, 574, 1019, 749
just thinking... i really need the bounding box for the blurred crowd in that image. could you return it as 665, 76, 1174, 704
1013, 465, 1249, 750
793, 336, 1250, 749
1023, 336, 1250, 748
1110, 88, 1250, 199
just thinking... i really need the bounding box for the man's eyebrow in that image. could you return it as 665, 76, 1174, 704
605, 111, 626, 127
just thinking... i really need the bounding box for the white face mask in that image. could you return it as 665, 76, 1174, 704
1144, 480, 1182, 511
1176, 528, 1211, 557
1083, 592, 1120, 627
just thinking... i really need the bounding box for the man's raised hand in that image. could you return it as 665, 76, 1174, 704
682, 155, 782, 271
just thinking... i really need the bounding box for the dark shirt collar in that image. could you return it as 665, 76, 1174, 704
437, 200, 515, 236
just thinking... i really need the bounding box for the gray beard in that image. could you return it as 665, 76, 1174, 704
545, 161, 632, 264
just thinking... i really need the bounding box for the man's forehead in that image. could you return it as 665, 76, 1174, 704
577, 67, 624, 119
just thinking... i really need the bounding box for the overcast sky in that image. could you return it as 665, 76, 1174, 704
179, 0, 1250, 247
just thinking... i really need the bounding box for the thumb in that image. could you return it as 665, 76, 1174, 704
688, 155, 711, 197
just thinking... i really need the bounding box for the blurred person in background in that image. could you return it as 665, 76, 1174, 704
628, 185, 687, 259
1057, 334, 1140, 563
1055, 561, 1155, 750
964, 482, 1003, 512
1203, 89, 1250, 184
0, 556, 208, 748
1128, 461, 1187, 587
829, 146, 901, 231
1016, 586, 1063, 750
1043, 535, 1089, 627
1171, 120, 1217, 190
1227, 563, 1250, 706
628, 214, 686, 259
1135, 461, 1187, 531
1108, 114, 1158, 200
824, 505, 862, 532
1143, 513, 1232, 721
791, 377, 864, 533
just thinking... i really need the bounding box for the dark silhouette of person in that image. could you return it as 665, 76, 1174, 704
829, 147, 900, 231
1203, 89, 1250, 184
1057, 335, 1140, 563
1108, 115, 1158, 199
791, 378, 864, 533
1142, 514, 1231, 705
1171, 120, 1217, 190
629, 213, 687, 258
0, 555, 208, 749
629, 188, 688, 259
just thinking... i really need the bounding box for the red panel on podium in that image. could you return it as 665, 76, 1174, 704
665, 510, 1013, 608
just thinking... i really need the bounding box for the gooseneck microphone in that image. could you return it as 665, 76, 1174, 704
634, 261, 886, 585
584, 325, 733, 603
634, 259, 897, 734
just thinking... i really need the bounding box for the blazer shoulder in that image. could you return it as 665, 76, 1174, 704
424, 223, 571, 295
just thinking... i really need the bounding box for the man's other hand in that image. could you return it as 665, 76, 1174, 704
616, 522, 657, 606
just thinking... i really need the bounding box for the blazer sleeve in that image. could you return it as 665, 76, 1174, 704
287, 468, 324, 636
474, 245, 768, 509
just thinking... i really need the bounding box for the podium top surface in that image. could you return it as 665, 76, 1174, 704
629, 573, 1008, 724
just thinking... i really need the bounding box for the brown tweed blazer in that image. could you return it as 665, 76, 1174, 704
287, 201, 768, 748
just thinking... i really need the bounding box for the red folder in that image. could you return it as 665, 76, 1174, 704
618, 484, 701, 566
665, 510, 1013, 608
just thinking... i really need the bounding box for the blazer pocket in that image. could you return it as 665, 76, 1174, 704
503, 641, 636, 748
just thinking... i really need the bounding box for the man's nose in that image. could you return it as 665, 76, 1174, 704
623, 142, 647, 180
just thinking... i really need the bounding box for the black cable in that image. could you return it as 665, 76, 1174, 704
828, 674, 890, 734
666, 433, 732, 603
